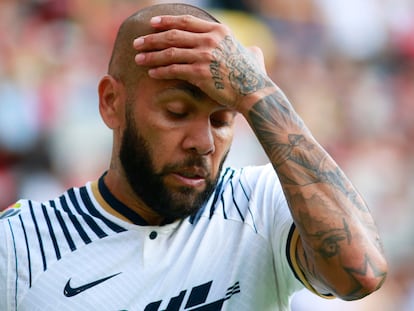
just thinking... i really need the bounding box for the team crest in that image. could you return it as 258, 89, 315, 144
0, 202, 22, 219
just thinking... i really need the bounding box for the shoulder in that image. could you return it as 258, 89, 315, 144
197, 164, 286, 229
219, 163, 280, 191
0, 201, 25, 220
0, 199, 42, 225
212, 164, 279, 206
218, 164, 285, 206
0, 181, 126, 238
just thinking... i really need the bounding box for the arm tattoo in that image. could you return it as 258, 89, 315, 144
248, 91, 386, 296
303, 218, 351, 259
210, 35, 269, 95
343, 254, 387, 299
248, 92, 369, 212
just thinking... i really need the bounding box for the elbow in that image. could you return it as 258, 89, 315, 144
338, 256, 389, 301
341, 276, 388, 301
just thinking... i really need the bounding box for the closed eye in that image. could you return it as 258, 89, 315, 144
210, 111, 235, 128
167, 110, 188, 119
210, 118, 230, 127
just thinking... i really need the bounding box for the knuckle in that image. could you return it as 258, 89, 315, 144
181, 15, 193, 26
167, 29, 179, 42
222, 24, 232, 34
211, 22, 231, 36
165, 47, 176, 58
169, 64, 180, 74
200, 50, 213, 62
193, 64, 206, 77
203, 35, 218, 48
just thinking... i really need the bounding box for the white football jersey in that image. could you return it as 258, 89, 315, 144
0, 164, 313, 310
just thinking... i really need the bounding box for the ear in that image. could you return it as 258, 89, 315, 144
98, 75, 124, 129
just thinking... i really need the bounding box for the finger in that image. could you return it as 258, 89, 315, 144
135, 47, 200, 67
147, 63, 239, 108
134, 29, 206, 52
149, 15, 217, 33
147, 63, 206, 84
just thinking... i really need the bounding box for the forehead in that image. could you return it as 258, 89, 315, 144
138, 78, 204, 96
134, 78, 226, 111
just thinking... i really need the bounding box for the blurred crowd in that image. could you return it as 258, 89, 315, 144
0, 0, 413, 310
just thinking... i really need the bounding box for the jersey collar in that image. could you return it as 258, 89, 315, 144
95, 173, 150, 226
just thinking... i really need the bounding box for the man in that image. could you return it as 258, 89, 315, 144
0, 3, 387, 310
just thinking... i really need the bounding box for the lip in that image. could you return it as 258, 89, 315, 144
169, 173, 206, 188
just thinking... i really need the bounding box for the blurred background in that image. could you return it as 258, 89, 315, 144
0, 0, 413, 309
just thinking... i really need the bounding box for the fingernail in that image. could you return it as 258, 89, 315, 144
134, 37, 144, 47
148, 69, 156, 77
150, 16, 162, 24
135, 53, 145, 64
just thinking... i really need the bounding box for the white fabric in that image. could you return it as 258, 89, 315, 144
0, 164, 303, 310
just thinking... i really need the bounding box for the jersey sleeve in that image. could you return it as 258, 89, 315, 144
0, 201, 24, 311
240, 164, 304, 299
242, 164, 334, 300
286, 224, 335, 299
0, 216, 8, 311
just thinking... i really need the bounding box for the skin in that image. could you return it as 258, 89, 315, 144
99, 76, 234, 225
98, 3, 388, 302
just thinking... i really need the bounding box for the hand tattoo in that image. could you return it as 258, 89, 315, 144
210, 35, 267, 95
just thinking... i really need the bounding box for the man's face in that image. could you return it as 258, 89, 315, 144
119, 79, 235, 221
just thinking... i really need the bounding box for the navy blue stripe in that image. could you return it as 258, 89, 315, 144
98, 175, 148, 226
7, 220, 18, 308
286, 226, 334, 297
237, 168, 249, 200
286, 224, 297, 280
220, 169, 236, 219
220, 189, 228, 219
41, 204, 61, 260
59, 195, 92, 244
28, 201, 47, 271
49, 200, 77, 252
245, 204, 257, 233
18, 215, 32, 287
67, 188, 108, 239
237, 172, 258, 233
79, 186, 126, 233
209, 168, 232, 219
229, 177, 244, 222
188, 204, 206, 225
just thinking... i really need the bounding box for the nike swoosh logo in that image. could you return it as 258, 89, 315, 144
64, 272, 122, 297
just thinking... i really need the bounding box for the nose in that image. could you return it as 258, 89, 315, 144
182, 118, 215, 155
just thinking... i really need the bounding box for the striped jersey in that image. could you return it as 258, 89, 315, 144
0, 164, 308, 310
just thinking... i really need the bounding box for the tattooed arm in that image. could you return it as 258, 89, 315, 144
133, 14, 388, 300
247, 90, 387, 299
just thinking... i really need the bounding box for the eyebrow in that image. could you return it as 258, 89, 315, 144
158, 81, 237, 115
167, 82, 206, 101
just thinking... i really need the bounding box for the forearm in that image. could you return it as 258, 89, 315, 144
244, 87, 388, 299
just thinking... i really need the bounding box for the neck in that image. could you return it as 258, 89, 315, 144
102, 168, 166, 225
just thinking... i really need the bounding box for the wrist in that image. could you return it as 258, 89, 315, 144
237, 83, 279, 117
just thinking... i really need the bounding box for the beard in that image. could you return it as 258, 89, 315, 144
119, 110, 228, 222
